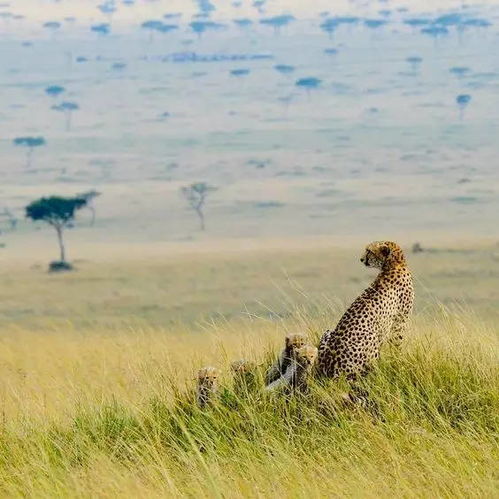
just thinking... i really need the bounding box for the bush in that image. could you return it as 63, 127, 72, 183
49, 261, 74, 273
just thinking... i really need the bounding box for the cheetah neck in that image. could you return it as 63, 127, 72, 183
380, 261, 408, 273
370, 264, 410, 290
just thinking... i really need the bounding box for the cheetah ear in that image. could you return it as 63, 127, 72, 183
380, 245, 391, 258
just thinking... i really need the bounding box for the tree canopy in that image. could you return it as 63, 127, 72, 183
295, 77, 322, 91
91, 23, 111, 35
45, 85, 65, 98
181, 182, 216, 231
26, 196, 88, 268
13, 136, 46, 148
274, 64, 295, 74
25, 196, 87, 228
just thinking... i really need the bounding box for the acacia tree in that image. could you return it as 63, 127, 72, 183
260, 15, 295, 34
91, 23, 111, 36
456, 94, 472, 120
43, 21, 61, 38
141, 20, 163, 41
13, 136, 46, 168
295, 77, 322, 95
181, 182, 216, 231
25, 196, 87, 271
52, 101, 79, 131
45, 85, 65, 98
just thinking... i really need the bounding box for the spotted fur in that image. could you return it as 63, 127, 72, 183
196, 366, 220, 408
266, 345, 317, 393
265, 333, 308, 385
318, 241, 414, 379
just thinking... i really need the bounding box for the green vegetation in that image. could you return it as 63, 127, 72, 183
25, 195, 88, 271
0, 246, 497, 496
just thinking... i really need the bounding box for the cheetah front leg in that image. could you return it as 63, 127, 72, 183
388, 314, 409, 348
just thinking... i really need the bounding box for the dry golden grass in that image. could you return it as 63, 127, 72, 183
0, 244, 498, 497
1, 242, 498, 330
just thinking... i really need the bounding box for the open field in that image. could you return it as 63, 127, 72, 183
0, 239, 498, 329
0, 243, 498, 497
1, 1, 499, 495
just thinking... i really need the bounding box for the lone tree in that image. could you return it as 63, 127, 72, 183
45, 85, 65, 98
406, 56, 423, 72
91, 23, 111, 36
181, 182, 216, 231
43, 21, 61, 37
52, 101, 79, 131
25, 196, 87, 272
141, 20, 163, 41
295, 77, 322, 96
456, 94, 472, 120
189, 20, 225, 38
274, 64, 295, 75
13, 136, 46, 168
259, 15, 295, 34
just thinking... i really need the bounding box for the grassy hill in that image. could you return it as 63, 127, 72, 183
0, 244, 497, 497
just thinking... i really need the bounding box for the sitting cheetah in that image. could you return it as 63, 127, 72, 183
266, 345, 318, 393
265, 333, 308, 385
318, 241, 414, 379
196, 366, 220, 408
231, 359, 258, 396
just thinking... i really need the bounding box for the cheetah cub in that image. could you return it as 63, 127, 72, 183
318, 241, 414, 379
266, 345, 318, 393
196, 366, 220, 408
231, 359, 258, 396
265, 333, 308, 385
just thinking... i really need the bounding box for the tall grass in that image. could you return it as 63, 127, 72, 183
0, 306, 497, 497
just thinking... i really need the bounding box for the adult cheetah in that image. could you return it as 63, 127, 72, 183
318, 241, 414, 379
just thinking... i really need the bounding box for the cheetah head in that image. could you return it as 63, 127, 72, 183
295, 345, 318, 369
360, 241, 406, 270
285, 333, 308, 354
197, 366, 220, 387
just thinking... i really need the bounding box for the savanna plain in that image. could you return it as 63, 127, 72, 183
2, 0, 499, 496
0, 241, 497, 498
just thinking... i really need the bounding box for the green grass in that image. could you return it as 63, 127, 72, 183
0, 307, 497, 497
0, 246, 497, 497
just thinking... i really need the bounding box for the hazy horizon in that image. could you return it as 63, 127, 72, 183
1, 0, 498, 257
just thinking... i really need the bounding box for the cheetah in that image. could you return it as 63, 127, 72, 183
196, 366, 220, 408
266, 345, 318, 393
318, 241, 414, 380
265, 333, 308, 385
231, 359, 258, 396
